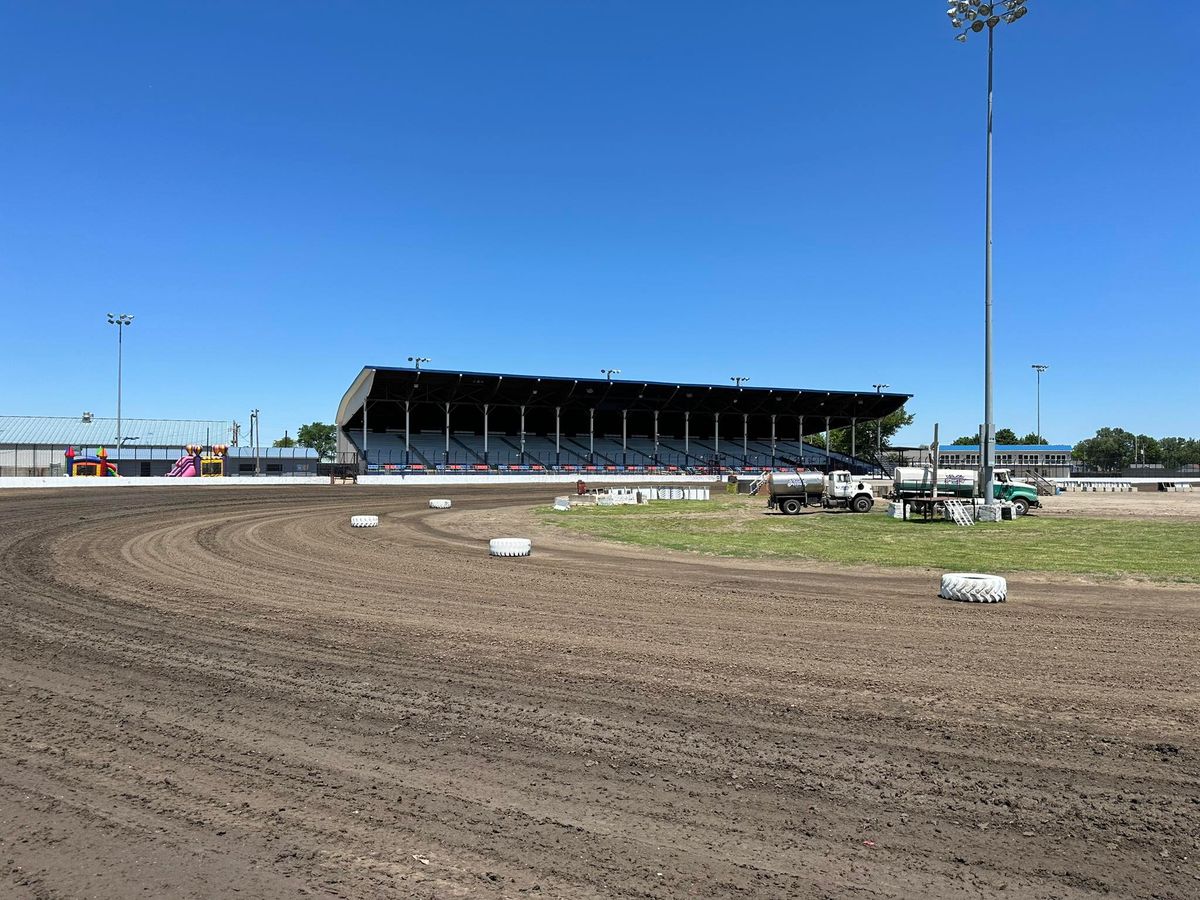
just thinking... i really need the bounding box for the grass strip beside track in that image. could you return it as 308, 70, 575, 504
542, 495, 1200, 582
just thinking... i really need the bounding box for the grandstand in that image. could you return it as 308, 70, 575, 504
336, 367, 910, 474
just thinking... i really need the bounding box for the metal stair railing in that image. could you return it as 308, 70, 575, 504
943, 498, 975, 526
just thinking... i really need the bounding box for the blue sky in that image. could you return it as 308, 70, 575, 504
1, 1, 1196, 446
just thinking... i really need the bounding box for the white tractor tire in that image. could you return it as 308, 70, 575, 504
939, 572, 1007, 603
489, 538, 532, 558
428, 499, 452, 509
350, 515, 379, 528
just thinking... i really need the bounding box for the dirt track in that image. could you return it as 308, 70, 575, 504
1, 486, 1197, 899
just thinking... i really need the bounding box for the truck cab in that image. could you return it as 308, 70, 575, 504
824, 471, 875, 512
993, 469, 1040, 516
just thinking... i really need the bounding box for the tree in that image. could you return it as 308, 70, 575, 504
951, 435, 979, 446
1073, 427, 1136, 470
995, 428, 1020, 445
1159, 437, 1200, 470
826, 405, 915, 458
296, 422, 337, 460
1018, 433, 1047, 445
273, 432, 296, 448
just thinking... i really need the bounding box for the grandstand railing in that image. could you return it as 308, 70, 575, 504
352, 446, 876, 475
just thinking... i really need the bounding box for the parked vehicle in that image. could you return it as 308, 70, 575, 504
766, 470, 875, 514
892, 466, 1040, 516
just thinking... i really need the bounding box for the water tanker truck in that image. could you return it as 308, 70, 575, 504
766, 470, 875, 514
892, 467, 1040, 516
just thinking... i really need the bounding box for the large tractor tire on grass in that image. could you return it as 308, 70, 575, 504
429, 499, 452, 509
350, 515, 379, 528
489, 538, 532, 558
939, 573, 1007, 603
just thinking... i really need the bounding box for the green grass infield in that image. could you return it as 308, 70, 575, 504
541, 495, 1200, 582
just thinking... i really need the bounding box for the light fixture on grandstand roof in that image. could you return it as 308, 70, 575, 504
601, 368, 621, 381
731, 376, 750, 388
408, 356, 431, 370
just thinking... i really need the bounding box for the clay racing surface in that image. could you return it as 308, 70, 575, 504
1, 485, 1197, 899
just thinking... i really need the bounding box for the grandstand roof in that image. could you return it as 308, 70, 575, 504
0, 415, 234, 448
338, 366, 911, 428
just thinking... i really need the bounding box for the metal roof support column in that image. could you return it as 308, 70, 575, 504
653, 410, 659, 465
621, 409, 627, 468
743, 413, 748, 465
444, 403, 451, 466
798, 416, 804, 466
684, 411, 690, 458
825, 417, 831, 473
362, 401, 368, 471
555, 406, 561, 468
771, 414, 777, 468
483, 404, 489, 466
589, 407, 594, 464
714, 413, 720, 469
520, 405, 526, 463
404, 401, 410, 467
851, 418, 857, 466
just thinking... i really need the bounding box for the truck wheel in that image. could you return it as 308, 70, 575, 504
851, 495, 873, 513
781, 498, 802, 515
1012, 497, 1030, 517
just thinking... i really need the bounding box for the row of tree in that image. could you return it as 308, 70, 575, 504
1072, 427, 1200, 471
806, 407, 915, 457
272, 422, 337, 459
949, 425, 1200, 470
951, 429, 1047, 446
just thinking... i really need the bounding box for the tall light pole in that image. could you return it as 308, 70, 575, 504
1031, 363, 1048, 440
731, 376, 749, 387
873, 384, 890, 467
948, 0, 1031, 506
106, 313, 134, 448
408, 356, 430, 370
601, 368, 621, 381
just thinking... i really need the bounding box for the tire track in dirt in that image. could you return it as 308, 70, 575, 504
1, 486, 1198, 899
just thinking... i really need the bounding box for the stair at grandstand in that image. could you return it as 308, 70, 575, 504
1018, 468, 1057, 496
654, 439, 709, 468
561, 436, 613, 465
491, 434, 589, 467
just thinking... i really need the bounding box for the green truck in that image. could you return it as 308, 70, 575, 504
892, 466, 1041, 516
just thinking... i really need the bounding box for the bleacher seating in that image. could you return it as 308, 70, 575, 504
353, 428, 877, 473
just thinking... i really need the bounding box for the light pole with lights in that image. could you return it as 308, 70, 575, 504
731, 376, 749, 388
947, 0, 1030, 505
408, 356, 431, 370
1031, 363, 1048, 440
106, 313, 134, 448
601, 368, 621, 381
